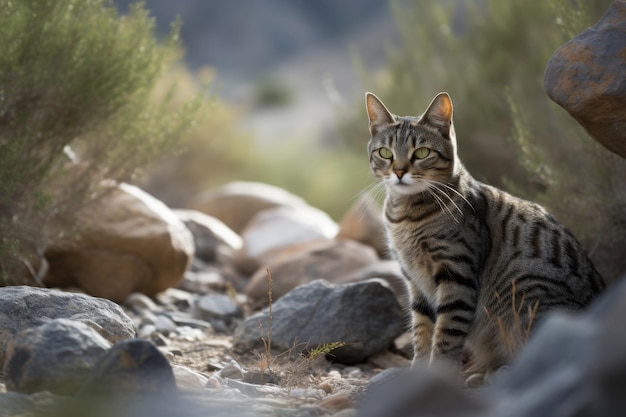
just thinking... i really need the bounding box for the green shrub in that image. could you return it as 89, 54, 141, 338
0, 0, 202, 284
338, 0, 625, 281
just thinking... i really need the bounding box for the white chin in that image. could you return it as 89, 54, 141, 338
385, 179, 428, 195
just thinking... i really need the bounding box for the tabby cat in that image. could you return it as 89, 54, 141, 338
365, 92, 605, 383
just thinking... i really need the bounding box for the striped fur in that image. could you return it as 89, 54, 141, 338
365, 92, 605, 382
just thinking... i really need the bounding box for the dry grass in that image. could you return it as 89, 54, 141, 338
250, 267, 349, 388
487, 280, 540, 357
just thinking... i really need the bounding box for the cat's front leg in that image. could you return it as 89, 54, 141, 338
409, 292, 435, 366
430, 268, 477, 370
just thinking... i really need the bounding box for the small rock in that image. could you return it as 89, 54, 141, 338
3, 319, 112, 394
172, 365, 209, 390
125, 292, 160, 311
289, 388, 326, 399
216, 359, 248, 380
194, 293, 242, 323
154, 315, 178, 334
174, 209, 242, 263
176, 326, 207, 341
79, 339, 178, 396
138, 324, 157, 339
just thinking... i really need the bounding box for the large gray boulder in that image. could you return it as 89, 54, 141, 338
3, 319, 112, 394
357, 275, 626, 417
544, 1, 626, 158
0, 286, 135, 366
234, 279, 406, 364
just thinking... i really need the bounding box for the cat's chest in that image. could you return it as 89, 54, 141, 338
386, 222, 440, 297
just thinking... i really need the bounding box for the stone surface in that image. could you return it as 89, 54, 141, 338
357, 367, 488, 417
236, 205, 338, 274
43, 182, 195, 302
0, 286, 135, 366
189, 181, 309, 234
339, 260, 407, 307
174, 209, 242, 263
234, 279, 406, 364
544, 1, 626, 158
245, 239, 379, 305
3, 319, 112, 394
483, 274, 626, 417
337, 195, 388, 258
79, 339, 178, 396
356, 275, 626, 417
193, 293, 242, 324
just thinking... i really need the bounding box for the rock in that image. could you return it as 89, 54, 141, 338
234, 279, 406, 364
340, 260, 407, 307
174, 209, 242, 263
0, 286, 135, 366
193, 293, 242, 324
0, 391, 54, 417
172, 365, 209, 390
357, 367, 489, 417
236, 205, 339, 274
356, 275, 626, 417
216, 359, 248, 380
189, 181, 309, 234
43, 182, 195, 302
245, 239, 379, 305
483, 274, 626, 417
337, 195, 388, 258
544, 1, 626, 158
3, 319, 112, 394
79, 339, 178, 396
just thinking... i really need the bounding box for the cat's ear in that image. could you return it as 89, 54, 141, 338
365, 92, 395, 136
421, 92, 453, 137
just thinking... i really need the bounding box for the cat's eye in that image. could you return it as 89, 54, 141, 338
378, 147, 393, 159
414, 147, 430, 159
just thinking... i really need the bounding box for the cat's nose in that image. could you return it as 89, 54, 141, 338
394, 169, 406, 179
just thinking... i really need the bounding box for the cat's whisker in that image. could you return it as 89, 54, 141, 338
351, 181, 380, 201
351, 181, 386, 221
426, 184, 460, 223
430, 179, 476, 212
427, 181, 464, 217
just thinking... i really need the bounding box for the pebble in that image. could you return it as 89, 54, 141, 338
216, 359, 247, 379
125, 292, 160, 311
194, 293, 242, 321
154, 314, 178, 333
176, 326, 207, 341
289, 388, 326, 399
172, 365, 209, 390
138, 324, 157, 338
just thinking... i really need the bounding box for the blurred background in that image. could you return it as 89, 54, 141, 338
1, 0, 623, 282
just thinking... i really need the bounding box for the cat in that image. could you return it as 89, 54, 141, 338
364, 91, 605, 384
